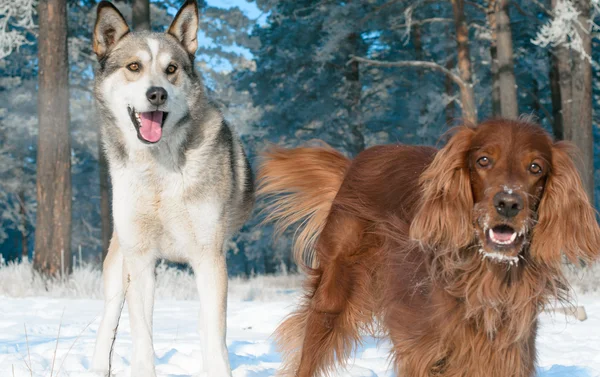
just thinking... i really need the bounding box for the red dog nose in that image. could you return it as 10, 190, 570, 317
493, 191, 523, 218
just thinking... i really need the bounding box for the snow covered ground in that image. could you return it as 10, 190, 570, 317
1, 262, 600, 376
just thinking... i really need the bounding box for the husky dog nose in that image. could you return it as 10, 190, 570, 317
146, 86, 168, 106
493, 191, 523, 218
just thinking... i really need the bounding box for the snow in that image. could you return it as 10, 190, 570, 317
531, 0, 595, 62
1, 283, 600, 376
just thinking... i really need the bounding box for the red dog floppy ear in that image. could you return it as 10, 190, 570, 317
410, 127, 475, 250
531, 142, 600, 265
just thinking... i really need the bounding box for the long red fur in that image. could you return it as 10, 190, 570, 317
258, 119, 600, 377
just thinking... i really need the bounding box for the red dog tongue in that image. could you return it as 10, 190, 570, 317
139, 111, 163, 142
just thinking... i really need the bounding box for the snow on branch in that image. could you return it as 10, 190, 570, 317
532, 0, 595, 61
0, 0, 37, 60
348, 55, 468, 92
392, 17, 454, 30
401, 6, 413, 45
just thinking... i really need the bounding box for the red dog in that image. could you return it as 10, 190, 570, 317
258, 119, 600, 377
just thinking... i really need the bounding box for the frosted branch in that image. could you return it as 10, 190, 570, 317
532, 0, 592, 61
348, 55, 468, 92
0, 0, 37, 60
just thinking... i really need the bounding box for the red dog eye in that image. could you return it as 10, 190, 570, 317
477, 156, 491, 168
529, 163, 542, 175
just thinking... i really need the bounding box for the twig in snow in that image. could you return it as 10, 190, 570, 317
55, 314, 100, 375
49, 308, 65, 377
24, 324, 33, 377
108, 276, 130, 377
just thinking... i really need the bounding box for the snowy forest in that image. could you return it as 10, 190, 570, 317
1, 0, 600, 276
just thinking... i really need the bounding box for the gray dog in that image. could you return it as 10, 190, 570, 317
90, 1, 254, 376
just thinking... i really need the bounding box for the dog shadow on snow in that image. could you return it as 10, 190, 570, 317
537, 365, 594, 377
157, 339, 594, 377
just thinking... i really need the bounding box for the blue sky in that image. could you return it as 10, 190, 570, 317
202, 0, 262, 71
160, 0, 262, 71
206, 0, 263, 20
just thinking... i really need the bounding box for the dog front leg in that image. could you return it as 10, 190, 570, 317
91, 236, 124, 373
192, 247, 232, 377
123, 252, 157, 377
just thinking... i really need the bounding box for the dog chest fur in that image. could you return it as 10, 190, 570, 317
111, 147, 226, 261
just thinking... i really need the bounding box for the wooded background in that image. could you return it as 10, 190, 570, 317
1, 0, 599, 276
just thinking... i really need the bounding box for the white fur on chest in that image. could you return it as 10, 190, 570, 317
111, 155, 222, 259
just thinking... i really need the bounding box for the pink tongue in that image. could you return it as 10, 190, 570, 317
139, 111, 163, 142
492, 229, 513, 242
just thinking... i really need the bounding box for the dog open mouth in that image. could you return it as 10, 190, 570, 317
480, 224, 524, 264
128, 106, 168, 143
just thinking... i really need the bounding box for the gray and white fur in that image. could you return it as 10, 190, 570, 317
90, 1, 254, 376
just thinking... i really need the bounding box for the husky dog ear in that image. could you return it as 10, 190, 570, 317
168, 0, 199, 56
93, 2, 130, 58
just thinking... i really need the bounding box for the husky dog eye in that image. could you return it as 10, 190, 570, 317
166, 64, 178, 74
127, 62, 140, 72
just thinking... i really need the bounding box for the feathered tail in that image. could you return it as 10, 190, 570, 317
257, 142, 351, 268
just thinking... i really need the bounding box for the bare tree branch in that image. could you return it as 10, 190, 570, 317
528, 0, 553, 17
465, 1, 487, 12
348, 55, 468, 92
509, 1, 543, 22
359, 0, 404, 26
359, 0, 443, 27
391, 17, 454, 30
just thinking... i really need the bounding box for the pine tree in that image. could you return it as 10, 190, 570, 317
34, 0, 72, 276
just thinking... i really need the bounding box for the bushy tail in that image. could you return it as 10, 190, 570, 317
257, 142, 351, 268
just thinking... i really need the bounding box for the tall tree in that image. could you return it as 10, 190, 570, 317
34, 0, 72, 276
548, 0, 594, 202
451, 0, 477, 124
18, 189, 28, 258
132, 0, 150, 31
549, 51, 563, 139
565, 0, 593, 202
493, 0, 518, 118
445, 57, 457, 125
487, 0, 501, 116
343, 32, 365, 155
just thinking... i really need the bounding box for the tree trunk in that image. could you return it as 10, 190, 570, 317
132, 0, 151, 31
451, 0, 477, 125
549, 51, 563, 139
553, 0, 594, 203
495, 0, 518, 118
99, 142, 112, 262
532, 79, 541, 115
35, 0, 72, 277
414, 24, 429, 137
345, 32, 364, 155
445, 57, 456, 125
570, 0, 593, 202
487, 0, 501, 116
19, 189, 28, 259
